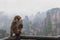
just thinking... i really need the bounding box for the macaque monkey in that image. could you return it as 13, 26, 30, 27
10, 15, 23, 37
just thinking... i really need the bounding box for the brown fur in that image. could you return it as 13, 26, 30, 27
10, 15, 23, 37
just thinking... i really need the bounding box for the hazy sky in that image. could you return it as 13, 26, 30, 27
0, 0, 60, 16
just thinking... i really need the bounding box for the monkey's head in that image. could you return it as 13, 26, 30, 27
14, 15, 21, 22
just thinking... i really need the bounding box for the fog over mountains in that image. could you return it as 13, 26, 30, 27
0, 8, 60, 36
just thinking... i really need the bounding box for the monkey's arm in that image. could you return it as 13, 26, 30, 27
10, 22, 15, 37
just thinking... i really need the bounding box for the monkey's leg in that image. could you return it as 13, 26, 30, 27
10, 30, 13, 37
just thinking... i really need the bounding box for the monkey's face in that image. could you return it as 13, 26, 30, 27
15, 19, 19, 22
15, 18, 21, 23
